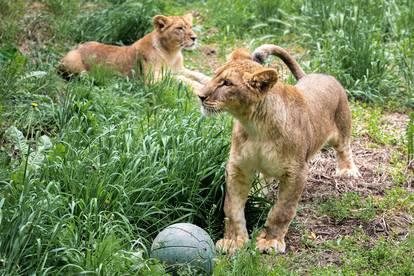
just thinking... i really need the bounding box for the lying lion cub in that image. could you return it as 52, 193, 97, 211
59, 13, 209, 91
197, 45, 360, 254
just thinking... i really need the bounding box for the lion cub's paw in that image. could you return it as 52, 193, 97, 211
336, 165, 361, 179
256, 237, 286, 254
216, 237, 248, 255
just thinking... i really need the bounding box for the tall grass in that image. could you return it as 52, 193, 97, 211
75, 0, 163, 45
0, 1, 25, 45
0, 56, 233, 273
298, 0, 408, 106
407, 113, 414, 165
195, 0, 413, 108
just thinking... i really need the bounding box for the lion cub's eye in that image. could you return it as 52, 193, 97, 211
177, 26, 184, 31
223, 79, 233, 86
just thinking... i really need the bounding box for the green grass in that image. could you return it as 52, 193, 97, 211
407, 113, 414, 164
0, 52, 232, 273
318, 192, 376, 223
0, 0, 413, 275
318, 188, 414, 225
175, 0, 414, 108
212, 231, 414, 275
75, 0, 164, 45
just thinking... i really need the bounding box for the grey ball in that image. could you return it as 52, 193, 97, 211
150, 223, 215, 275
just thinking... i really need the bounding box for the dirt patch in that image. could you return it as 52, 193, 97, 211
304, 137, 394, 202
185, 43, 223, 75
264, 112, 413, 258
263, 133, 401, 203
383, 112, 409, 133
303, 112, 411, 202
286, 208, 413, 253
18, 2, 54, 55
28, 2, 49, 11
199, 44, 223, 71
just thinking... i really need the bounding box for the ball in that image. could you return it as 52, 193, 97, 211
150, 223, 215, 275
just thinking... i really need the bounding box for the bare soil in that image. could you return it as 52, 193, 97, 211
282, 112, 413, 255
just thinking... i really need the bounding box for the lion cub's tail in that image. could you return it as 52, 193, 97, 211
252, 44, 306, 80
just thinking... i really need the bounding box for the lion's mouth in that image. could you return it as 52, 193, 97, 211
182, 41, 197, 50
201, 104, 222, 117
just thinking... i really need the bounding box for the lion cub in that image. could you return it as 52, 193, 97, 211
59, 13, 209, 91
197, 45, 359, 254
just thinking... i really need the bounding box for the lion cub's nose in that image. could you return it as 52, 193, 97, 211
191, 35, 197, 42
198, 95, 207, 102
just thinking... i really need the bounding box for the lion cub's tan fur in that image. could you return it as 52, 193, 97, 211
197, 46, 359, 254
60, 13, 209, 91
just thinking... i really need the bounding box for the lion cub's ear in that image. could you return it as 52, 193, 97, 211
228, 48, 251, 62
243, 68, 278, 93
153, 15, 171, 32
183, 13, 193, 24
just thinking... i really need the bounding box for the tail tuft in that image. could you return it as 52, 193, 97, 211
252, 44, 306, 81
252, 52, 265, 64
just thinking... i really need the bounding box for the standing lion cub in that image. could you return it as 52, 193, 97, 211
197, 45, 360, 254
59, 13, 209, 91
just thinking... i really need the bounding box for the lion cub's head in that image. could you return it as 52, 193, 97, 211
198, 49, 278, 117
153, 13, 197, 50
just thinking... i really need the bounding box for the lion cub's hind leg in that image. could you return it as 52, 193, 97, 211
332, 99, 360, 178
333, 140, 360, 178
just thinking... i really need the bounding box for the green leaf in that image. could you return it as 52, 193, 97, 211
27, 151, 45, 171
37, 135, 53, 152
5, 126, 28, 154
20, 71, 48, 81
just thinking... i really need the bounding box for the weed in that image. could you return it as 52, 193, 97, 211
377, 188, 414, 215
319, 192, 376, 223
389, 151, 412, 185
214, 241, 279, 275
366, 109, 397, 145
407, 113, 414, 165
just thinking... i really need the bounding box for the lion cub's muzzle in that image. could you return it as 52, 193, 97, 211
182, 34, 198, 50
183, 40, 197, 50
198, 94, 222, 116
198, 95, 207, 102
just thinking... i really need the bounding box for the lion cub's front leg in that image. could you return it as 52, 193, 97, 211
175, 75, 204, 94
216, 162, 253, 254
256, 165, 307, 254
182, 68, 211, 84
